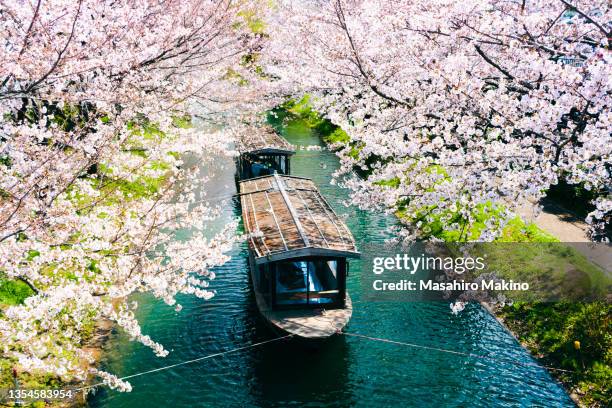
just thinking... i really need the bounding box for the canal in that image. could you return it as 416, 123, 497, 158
90, 117, 574, 407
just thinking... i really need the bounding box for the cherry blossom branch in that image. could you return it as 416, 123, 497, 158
560, 0, 611, 39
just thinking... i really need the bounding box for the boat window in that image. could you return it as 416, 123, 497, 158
257, 264, 272, 305
274, 259, 339, 306
242, 154, 289, 178
279, 156, 287, 174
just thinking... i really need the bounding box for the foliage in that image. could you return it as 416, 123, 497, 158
277, 96, 345, 137
263, 0, 611, 242
0, 0, 269, 392
237, 9, 267, 34
0, 276, 34, 306
500, 302, 612, 407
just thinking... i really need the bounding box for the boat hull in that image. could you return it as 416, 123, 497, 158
247, 252, 352, 340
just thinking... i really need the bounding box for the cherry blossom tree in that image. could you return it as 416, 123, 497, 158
1, 0, 268, 390
263, 0, 611, 242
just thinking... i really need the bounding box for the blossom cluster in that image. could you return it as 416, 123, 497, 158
1, 0, 268, 390
263, 0, 611, 241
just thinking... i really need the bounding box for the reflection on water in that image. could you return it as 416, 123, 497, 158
89, 117, 573, 407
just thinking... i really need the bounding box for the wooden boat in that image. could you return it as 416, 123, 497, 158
235, 125, 295, 180
239, 173, 360, 339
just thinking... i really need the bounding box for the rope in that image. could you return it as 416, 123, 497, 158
342, 332, 575, 373
74, 327, 574, 393
273, 318, 574, 374
76, 334, 293, 391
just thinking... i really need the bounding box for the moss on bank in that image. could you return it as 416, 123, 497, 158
274, 96, 612, 407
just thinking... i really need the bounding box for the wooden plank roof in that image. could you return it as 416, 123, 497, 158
239, 174, 359, 263
236, 125, 295, 155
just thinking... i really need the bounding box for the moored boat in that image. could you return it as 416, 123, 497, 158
235, 125, 295, 180
239, 173, 360, 339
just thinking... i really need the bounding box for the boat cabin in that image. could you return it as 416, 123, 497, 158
239, 174, 359, 338
235, 126, 295, 180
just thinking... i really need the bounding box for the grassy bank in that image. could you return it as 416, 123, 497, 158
0, 277, 33, 306
498, 302, 611, 407
273, 96, 611, 407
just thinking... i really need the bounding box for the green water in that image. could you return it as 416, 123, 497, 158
90, 119, 573, 407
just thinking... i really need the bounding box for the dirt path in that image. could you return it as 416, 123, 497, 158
517, 199, 590, 241
517, 199, 611, 275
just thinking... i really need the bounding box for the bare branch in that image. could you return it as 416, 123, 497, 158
18, 0, 42, 57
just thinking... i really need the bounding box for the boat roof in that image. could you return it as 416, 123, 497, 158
236, 125, 295, 155
239, 174, 360, 263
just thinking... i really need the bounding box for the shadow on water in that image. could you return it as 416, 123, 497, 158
247, 336, 355, 408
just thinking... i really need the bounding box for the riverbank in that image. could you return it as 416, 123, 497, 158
493, 302, 611, 408
274, 97, 610, 407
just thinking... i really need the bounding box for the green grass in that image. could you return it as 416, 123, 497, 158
270, 96, 361, 159
499, 302, 611, 407
272, 95, 346, 139
474, 241, 611, 301
0, 276, 34, 306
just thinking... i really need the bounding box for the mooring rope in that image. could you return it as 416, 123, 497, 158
342, 331, 575, 373
76, 326, 574, 392
266, 315, 576, 375
76, 334, 293, 391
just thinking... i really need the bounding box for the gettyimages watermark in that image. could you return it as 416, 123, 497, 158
360, 242, 611, 304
